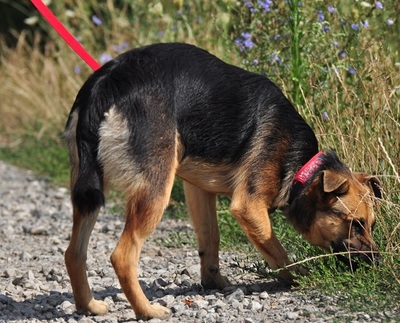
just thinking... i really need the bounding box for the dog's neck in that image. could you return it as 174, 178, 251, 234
288, 151, 324, 204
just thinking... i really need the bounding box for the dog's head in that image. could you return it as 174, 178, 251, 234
288, 154, 382, 269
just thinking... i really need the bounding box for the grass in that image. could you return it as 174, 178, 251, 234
0, 134, 69, 185
1, 0, 399, 318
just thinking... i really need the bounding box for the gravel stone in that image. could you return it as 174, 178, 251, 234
0, 161, 397, 322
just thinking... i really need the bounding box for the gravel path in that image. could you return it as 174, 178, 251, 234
0, 161, 395, 322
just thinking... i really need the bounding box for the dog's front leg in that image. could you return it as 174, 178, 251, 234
230, 193, 295, 281
184, 181, 230, 289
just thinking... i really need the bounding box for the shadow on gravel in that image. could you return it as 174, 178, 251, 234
0, 280, 292, 321
0, 291, 73, 321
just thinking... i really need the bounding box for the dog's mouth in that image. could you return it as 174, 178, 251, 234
331, 239, 381, 269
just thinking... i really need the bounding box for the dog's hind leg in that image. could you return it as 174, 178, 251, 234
97, 105, 178, 319
65, 207, 108, 315
184, 181, 230, 289
110, 170, 176, 320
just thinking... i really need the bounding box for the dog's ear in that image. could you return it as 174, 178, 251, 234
353, 173, 383, 199
321, 170, 349, 195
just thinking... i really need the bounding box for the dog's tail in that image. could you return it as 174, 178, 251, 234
72, 147, 105, 215
64, 97, 106, 216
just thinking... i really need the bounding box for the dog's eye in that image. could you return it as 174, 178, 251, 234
353, 220, 365, 235
371, 220, 376, 230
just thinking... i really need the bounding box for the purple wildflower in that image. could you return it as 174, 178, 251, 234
258, 0, 273, 13
339, 51, 347, 58
235, 32, 255, 51
322, 23, 330, 33
322, 111, 329, 121
243, 39, 255, 49
269, 52, 282, 64
242, 32, 252, 40
91, 15, 102, 26
362, 20, 369, 28
317, 10, 325, 22
327, 6, 336, 13
332, 40, 339, 47
241, 32, 255, 49
99, 53, 112, 64
375, 1, 383, 9
113, 42, 129, 52
253, 59, 259, 66
351, 23, 359, 31
244, 1, 252, 8
348, 66, 356, 75
387, 19, 394, 25
244, 1, 254, 13
273, 34, 281, 40
74, 65, 81, 75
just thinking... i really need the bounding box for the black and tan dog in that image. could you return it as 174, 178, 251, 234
64, 43, 382, 319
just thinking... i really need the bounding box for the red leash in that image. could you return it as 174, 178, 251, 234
30, 0, 101, 71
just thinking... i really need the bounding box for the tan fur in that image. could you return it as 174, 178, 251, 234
183, 181, 230, 289
303, 172, 377, 252
229, 183, 295, 280
177, 159, 233, 195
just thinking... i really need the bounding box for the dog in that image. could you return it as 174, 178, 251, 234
64, 43, 382, 319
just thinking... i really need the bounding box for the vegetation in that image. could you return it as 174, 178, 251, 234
1, 0, 398, 317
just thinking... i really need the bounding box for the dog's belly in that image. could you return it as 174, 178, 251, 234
176, 158, 233, 195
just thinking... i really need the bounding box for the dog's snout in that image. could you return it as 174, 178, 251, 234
367, 249, 382, 264
332, 237, 381, 269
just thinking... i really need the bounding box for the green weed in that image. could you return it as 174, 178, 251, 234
0, 133, 69, 185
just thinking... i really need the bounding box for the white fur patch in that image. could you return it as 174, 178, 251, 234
98, 106, 147, 194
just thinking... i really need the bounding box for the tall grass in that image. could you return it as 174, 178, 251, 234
1, 0, 399, 315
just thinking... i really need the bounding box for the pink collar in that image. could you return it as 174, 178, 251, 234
293, 152, 324, 185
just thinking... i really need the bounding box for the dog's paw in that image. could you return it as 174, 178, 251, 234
77, 299, 109, 316
217, 275, 232, 290
277, 268, 296, 282
136, 304, 171, 320
201, 273, 231, 290
293, 264, 309, 276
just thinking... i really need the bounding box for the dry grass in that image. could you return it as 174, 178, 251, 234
0, 32, 87, 144
0, 0, 232, 143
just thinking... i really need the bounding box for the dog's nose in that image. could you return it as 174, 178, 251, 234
332, 239, 381, 269
370, 252, 382, 264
